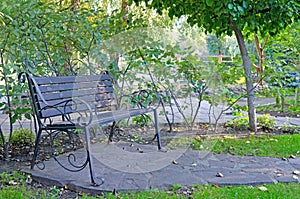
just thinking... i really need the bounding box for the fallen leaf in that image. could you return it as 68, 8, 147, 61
258, 186, 268, 191
195, 135, 201, 140
137, 147, 143, 153
172, 160, 178, 165
293, 170, 300, 175
9, 180, 18, 186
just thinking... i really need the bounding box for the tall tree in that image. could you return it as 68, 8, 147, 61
131, 0, 300, 132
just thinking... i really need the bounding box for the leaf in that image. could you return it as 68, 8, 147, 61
25, 113, 31, 120
228, 3, 234, 10
172, 160, 178, 165
206, 0, 213, 7
258, 186, 268, 191
237, 6, 245, 14
242, 1, 248, 8
293, 170, 300, 175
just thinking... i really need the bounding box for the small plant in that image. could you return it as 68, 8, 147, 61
10, 128, 35, 147
172, 184, 182, 191
279, 117, 300, 134
0, 171, 27, 186
225, 116, 249, 130
49, 186, 61, 198
257, 114, 276, 131
132, 114, 151, 127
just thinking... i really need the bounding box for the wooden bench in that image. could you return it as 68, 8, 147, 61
25, 72, 162, 185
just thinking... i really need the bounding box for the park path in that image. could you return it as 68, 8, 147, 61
23, 141, 300, 193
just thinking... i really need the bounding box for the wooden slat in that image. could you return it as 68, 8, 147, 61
34, 74, 111, 85
30, 74, 123, 119
38, 93, 115, 108
40, 99, 117, 118
40, 103, 91, 118
38, 81, 112, 93
37, 86, 114, 101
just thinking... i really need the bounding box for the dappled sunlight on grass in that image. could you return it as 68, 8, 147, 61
192, 134, 300, 158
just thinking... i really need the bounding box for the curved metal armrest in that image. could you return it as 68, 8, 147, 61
41, 98, 93, 126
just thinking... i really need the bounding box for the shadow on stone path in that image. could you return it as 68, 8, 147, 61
23, 141, 300, 194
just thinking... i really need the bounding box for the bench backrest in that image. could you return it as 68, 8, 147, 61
27, 73, 116, 120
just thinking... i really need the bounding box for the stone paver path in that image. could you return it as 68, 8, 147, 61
23, 141, 300, 193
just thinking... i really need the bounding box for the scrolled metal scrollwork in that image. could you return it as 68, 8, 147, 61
50, 130, 88, 173
40, 98, 93, 127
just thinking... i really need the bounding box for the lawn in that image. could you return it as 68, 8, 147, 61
191, 134, 300, 158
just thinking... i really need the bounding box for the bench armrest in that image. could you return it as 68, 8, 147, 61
40, 98, 93, 126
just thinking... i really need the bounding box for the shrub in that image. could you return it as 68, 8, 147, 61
132, 114, 151, 127
225, 117, 249, 130
10, 128, 35, 147
257, 114, 276, 131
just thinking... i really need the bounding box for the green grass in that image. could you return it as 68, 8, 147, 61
191, 183, 300, 199
87, 183, 300, 199
0, 171, 48, 199
256, 98, 300, 116
191, 134, 300, 158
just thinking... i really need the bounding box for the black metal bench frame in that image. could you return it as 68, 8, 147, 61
25, 72, 162, 185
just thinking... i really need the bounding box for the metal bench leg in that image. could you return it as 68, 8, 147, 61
153, 109, 162, 150
84, 126, 104, 186
31, 129, 42, 169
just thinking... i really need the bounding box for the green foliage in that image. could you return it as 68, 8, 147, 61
225, 114, 277, 132
0, 171, 27, 185
132, 0, 300, 37
132, 114, 151, 127
10, 128, 35, 147
225, 116, 249, 130
257, 114, 276, 131
132, 0, 300, 132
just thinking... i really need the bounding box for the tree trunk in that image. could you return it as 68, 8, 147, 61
231, 20, 257, 132
254, 34, 268, 87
